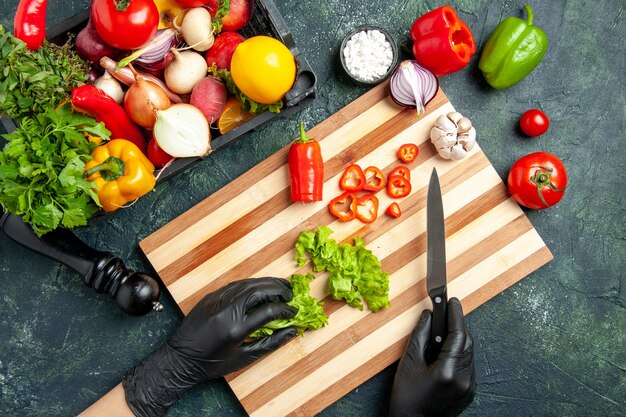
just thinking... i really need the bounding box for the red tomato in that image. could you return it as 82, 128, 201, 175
519, 109, 550, 137
507, 152, 567, 210
91, 0, 159, 50
147, 137, 174, 169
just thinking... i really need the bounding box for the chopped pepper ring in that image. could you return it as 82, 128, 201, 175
387, 175, 412, 198
398, 143, 419, 163
356, 194, 379, 223
329, 192, 357, 222
339, 164, 366, 191
389, 166, 411, 181
386, 202, 402, 218
363, 166, 386, 191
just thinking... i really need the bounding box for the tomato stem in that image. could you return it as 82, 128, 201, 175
115, 0, 131, 12
530, 165, 563, 207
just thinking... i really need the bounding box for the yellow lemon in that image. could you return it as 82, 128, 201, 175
230, 36, 297, 104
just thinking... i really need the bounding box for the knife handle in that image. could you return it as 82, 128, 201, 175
428, 287, 448, 362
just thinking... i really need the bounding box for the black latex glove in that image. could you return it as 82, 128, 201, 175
389, 297, 475, 417
122, 277, 297, 417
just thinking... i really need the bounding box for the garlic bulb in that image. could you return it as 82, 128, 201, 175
429, 111, 476, 160
153, 104, 211, 158
93, 71, 125, 104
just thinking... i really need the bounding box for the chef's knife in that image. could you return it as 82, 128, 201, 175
426, 168, 448, 360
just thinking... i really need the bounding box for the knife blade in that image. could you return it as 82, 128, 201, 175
426, 168, 448, 360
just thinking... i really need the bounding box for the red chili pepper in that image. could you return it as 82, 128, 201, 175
14, 0, 48, 50
387, 175, 412, 198
410, 5, 476, 76
356, 194, 379, 223
71, 85, 147, 152
398, 143, 419, 163
339, 164, 366, 191
386, 202, 402, 218
363, 166, 386, 192
329, 192, 357, 222
389, 166, 411, 182
288, 123, 324, 202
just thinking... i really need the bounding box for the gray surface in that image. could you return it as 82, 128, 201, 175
1, 0, 624, 416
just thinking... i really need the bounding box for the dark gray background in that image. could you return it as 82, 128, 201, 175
1, 0, 624, 416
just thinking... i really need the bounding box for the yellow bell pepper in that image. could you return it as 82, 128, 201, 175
154, 0, 185, 29
85, 139, 156, 212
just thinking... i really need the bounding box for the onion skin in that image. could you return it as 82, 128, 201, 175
124, 72, 172, 129
101, 56, 183, 104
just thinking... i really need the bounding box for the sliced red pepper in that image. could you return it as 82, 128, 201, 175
398, 143, 419, 163
410, 5, 476, 76
356, 194, 379, 223
329, 192, 357, 222
387, 176, 412, 198
339, 164, 366, 191
389, 166, 411, 182
363, 166, 386, 192
385, 202, 402, 218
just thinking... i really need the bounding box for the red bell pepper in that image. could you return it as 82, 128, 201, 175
363, 166, 386, 192
389, 166, 411, 182
339, 164, 366, 191
410, 5, 476, 76
387, 176, 412, 198
14, 0, 48, 50
386, 202, 402, 218
356, 194, 379, 223
71, 85, 147, 152
329, 192, 357, 222
398, 143, 419, 163
288, 123, 324, 202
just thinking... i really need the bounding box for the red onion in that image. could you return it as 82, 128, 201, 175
117, 29, 180, 70
389, 60, 439, 115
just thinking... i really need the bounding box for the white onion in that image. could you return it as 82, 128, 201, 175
153, 104, 212, 158
389, 60, 439, 115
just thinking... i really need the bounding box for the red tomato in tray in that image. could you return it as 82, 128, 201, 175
147, 137, 174, 169
91, 0, 159, 50
519, 109, 550, 137
507, 152, 567, 210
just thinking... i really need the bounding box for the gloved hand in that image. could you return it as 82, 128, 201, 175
389, 297, 475, 417
122, 277, 297, 417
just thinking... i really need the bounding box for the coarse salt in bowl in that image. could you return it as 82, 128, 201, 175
340, 25, 398, 86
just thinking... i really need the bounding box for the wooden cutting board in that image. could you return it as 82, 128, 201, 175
140, 82, 552, 417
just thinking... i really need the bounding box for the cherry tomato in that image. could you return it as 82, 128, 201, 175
507, 152, 567, 210
91, 0, 159, 50
147, 137, 174, 169
519, 109, 550, 137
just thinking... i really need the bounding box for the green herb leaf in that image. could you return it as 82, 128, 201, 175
0, 103, 108, 236
0, 25, 89, 121
211, 0, 231, 34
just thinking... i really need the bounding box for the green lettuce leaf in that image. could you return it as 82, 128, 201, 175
249, 273, 328, 339
296, 227, 390, 312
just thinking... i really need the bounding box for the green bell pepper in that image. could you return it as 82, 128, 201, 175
478, 4, 548, 89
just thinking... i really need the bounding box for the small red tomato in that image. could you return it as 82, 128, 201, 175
147, 137, 174, 169
519, 109, 550, 137
507, 152, 567, 210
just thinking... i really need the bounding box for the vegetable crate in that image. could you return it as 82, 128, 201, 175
0, 0, 317, 183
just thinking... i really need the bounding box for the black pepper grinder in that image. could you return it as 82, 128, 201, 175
0, 210, 163, 315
